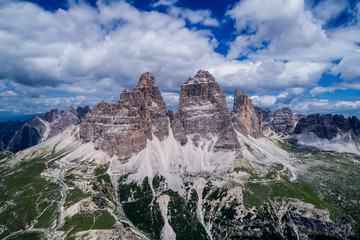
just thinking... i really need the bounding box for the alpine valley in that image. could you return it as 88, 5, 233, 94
1, 70, 360, 240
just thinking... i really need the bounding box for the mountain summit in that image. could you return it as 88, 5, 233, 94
79, 72, 169, 158
171, 70, 239, 151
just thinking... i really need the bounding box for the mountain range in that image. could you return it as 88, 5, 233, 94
0, 70, 359, 240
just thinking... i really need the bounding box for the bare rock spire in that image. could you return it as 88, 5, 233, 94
231, 89, 262, 138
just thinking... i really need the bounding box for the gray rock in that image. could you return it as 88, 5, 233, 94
263, 107, 298, 137
254, 106, 273, 122
3, 116, 47, 152
294, 113, 360, 140
170, 70, 239, 151
1, 106, 90, 152
80, 72, 169, 159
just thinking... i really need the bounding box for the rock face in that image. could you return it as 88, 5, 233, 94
263, 107, 299, 137
170, 70, 239, 151
231, 89, 262, 138
48, 106, 90, 138
294, 114, 360, 140
0, 106, 90, 152
80, 72, 169, 159
1, 116, 47, 152
254, 106, 273, 122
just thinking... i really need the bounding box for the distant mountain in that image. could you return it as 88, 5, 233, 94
256, 106, 360, 154
0, 106, 90, 152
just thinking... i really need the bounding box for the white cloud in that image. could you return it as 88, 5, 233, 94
226, 95, 234, 109
0, 0, 359, 118
250, 95, 277, 107
332, 51, 360, 81
312, 0, 348, 22
168, 7, 220, 27
212, 60, 326, 94
310, 86, 336, 97
152, 0, 178, 7
226, 0, 360, 80
0, 90, 17, 97
0, 81, 6, 91
292, 99, 360, 115
162, 92, 179, 111
227, 0, 327, 59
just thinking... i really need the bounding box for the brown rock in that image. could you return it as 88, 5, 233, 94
79, 72, 169, 159
231, 89, 262, 138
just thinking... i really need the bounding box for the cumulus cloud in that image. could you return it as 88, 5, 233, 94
226, 0, 360, 74
152, 0, 178, 8
212, 60, 326, 94
292, 99, 360, 116
250, 95, 277, 108
312, 0, 349, 22
0, 90, 17, 97
310, 87, 336, 97
0, 0, 359, 119
168, 7, 220, 27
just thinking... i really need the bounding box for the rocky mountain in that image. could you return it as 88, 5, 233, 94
1, 70, 360, 240
231, 89, 262, 138
293, 113, 360, 154
0, 106, 90, 152
294, 113, 360, 140
170, 70, 239, 151
80, 72, 169, 159
254, 106, 273, 122
262, 107, 303, 138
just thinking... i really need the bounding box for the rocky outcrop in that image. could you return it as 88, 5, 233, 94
254, 106, 273, 122
0, 106, 90, 152
231, 89, 262, 138
43, 109, 60, 123
294, 114, 360, 140
79, 72, 169, 159
1, 116, 47, 152
263, 107, 299, 137
48, 106, 90, 138
170, 70, 239, 151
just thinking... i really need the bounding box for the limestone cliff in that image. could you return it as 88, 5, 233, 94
170, 70, 239, 151
79, 72, 169, 159
231, 89, 262, 138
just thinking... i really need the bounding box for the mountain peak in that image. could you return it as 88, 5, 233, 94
231, 89, 262, 138
185, 70, 215, 85
172, 70, 239, 150
136, 72, 156, 87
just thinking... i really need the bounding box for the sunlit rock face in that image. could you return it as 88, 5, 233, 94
170, 70, 239, 151
231, 89, 262, 138
80, 72, 169, 159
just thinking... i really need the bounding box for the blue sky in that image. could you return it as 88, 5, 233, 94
0, 0, 359, 121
